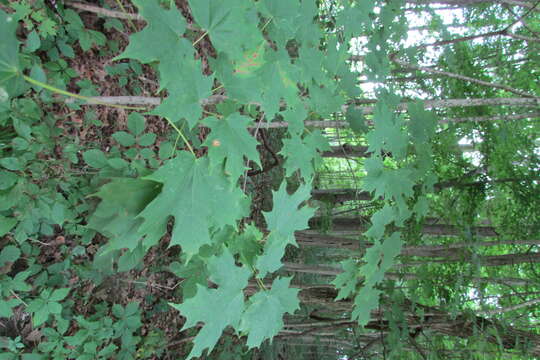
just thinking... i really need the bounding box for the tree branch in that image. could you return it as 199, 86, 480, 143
66, 1, 143, 21
390, 57, 537, 98
477, 297, 540, 316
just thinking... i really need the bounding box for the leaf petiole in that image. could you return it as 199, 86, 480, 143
163, 117, 196, 156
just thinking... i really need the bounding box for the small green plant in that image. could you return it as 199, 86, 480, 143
26, 288, 69, 327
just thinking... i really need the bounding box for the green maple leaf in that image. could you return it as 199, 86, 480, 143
168, 256, 209, 299
114, 0, 187, 64
258, 50, 299, 117
331, 259, 359, 301
408, 102, 437, 144
227, 224, 263, 268
239, 277, 300, 348
359, 233, 402, 289
352, 233, 402, 326
281, 105, 308, 135
259, 1, 301, 40
152, 58, 214, 127
210, 53, 263, 104
336, 1, 373, 37
202, 113, 260, 179
379, 232, 403, 270
170, 249, 251, 359
280, 130, 330, 179
256, 182, 315, 277
115, 1, 211, 126
258, 0, 320, 46
366, 115, 407, 160
87, 178, 163, 252
362, 157, 415, 210
0, 10, 25, 99
366, 92, 407, 159
188, 0, 262, 61
137, 152, 249, 258
352, 287, 381, 326
364, 204, 395, 240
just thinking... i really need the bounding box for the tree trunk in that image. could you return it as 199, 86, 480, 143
321, 145, 370, 158
295, 231, 540, 256
308, 216, 498, 237
311, 177, 529, 203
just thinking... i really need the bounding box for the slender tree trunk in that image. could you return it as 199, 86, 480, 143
283, 288, 540, 356
308, 216, 498, 237
390, 57, 536, 98
295, 231, 540, 256
311, 177, 530, 203
321, 145, 370, 158
406, 0, 540, 12
65, 95, 540, 114
281, 261, 537, 288
402, 251, 540, 266
311, 188, 373, 202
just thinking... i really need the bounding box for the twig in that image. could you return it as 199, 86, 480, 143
61, 95, 540, 115
113, 0, 137, 31
478, 297, 540, 316
66, 1, 196, 29
390, 57, 536, 98
67, 1, 144, 21
10, 290, 28, 306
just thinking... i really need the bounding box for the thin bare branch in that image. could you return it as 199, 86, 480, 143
391, 57, 537, 98
67, 1, 143, 21
478, 297, 540, 316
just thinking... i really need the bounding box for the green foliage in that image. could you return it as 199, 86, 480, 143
202, 113, 261, 180
26, 287, 69, 327
239, 277, 300, 348
256, 183, 315, 277
280, 130, 331, 179
2, 0, 536, 358
170, 249, 251, 359
0, 10, 24, 99
137, 153, 249, 258
87, 178, 162, 253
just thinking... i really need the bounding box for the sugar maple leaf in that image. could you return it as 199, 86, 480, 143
331, 258, 359, 301
202, 113, 261, 180
362, 157, 415, 210
87, 178, 162, 253
137, 152, 249, 258
114, 0, 187, 64
153, 59, 214, 128
352, 233, 402, 326
188, 0, 262, 62
114, 0, 212, 126
239, 277, 300, 348
256, 182, 315, 277
170, 249, 251, 359
280, 130, 331, 179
